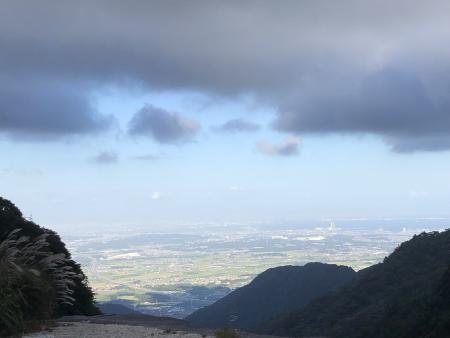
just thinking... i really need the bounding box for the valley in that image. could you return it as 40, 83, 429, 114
63, 219, 446, 318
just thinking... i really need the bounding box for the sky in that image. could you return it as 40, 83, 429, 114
1, 1, 450, 231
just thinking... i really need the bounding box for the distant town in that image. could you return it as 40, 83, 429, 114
64, 218, 448, 318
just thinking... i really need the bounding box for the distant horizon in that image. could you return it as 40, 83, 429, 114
4, 192, 450, 236
43, 215, 450, 237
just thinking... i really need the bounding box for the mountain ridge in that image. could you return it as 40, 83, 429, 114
264, 229, 450, 338
187, 262, 356, 331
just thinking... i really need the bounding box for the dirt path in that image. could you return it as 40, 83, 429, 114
22, 315, 282, 338
24, 322, 214, 338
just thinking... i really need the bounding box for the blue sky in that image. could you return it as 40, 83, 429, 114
1, 1, 450, 231
2, 88, 450, 230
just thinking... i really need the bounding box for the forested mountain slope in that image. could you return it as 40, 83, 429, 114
187, 262, 356, 331
264, 230, 450, 338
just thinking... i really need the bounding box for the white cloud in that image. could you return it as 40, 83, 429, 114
256, 136, 300, 156
151, 191, 161, 200
408, 190, 429, 199
91, 151, 118, 164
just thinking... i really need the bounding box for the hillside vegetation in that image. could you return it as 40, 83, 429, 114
187, 262, 356, 331
264, 230, 450, 338
0, 197, 99, 335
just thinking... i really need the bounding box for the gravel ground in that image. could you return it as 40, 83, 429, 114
21, 315, 282, 338
24, 322, 215, 338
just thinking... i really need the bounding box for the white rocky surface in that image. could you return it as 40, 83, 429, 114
24, 322, 215, 338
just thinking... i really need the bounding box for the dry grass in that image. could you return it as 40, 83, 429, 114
0, 230, 79, 335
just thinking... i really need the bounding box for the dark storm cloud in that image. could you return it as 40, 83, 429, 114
385, 135, 450, 154
1, 1, 450, 150
0, 81, 113, 140
273, 68, 450, 152
128, 105, 199, 144
213, 119, 260, 133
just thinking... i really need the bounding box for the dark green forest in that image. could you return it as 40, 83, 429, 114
187, 263, 356, 331
264, 230, 450, 338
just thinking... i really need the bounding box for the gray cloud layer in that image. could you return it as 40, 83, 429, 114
92, 151, 118, 164
1, 1, 450, 150
273, 67, 450, 153
128, 105, 199, 144
0, 80, 113, 140
214, 118, 260, 133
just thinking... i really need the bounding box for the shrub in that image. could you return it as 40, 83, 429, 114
0, 196, 100, 317
215, 327, 241, 338
0, 229, 79, 335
